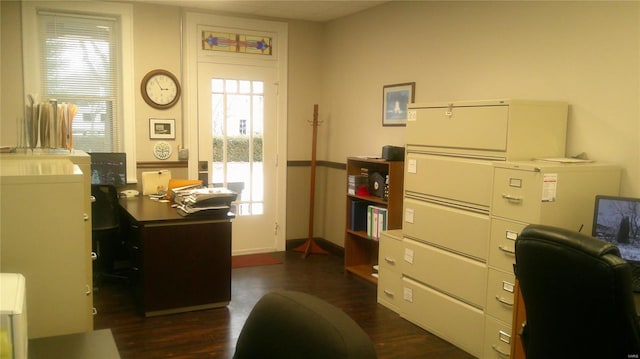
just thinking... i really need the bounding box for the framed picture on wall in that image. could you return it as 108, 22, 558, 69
382, 82, 415, 126
149, 118, 175, 140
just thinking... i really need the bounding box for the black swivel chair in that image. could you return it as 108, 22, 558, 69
514, 224, 640, 359
91, 184, 126, 286
233, 290, 377, 359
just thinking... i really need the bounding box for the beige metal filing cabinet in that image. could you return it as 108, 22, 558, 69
0, 152, 93, 338
377, 229, 404, 313
385, 99, 570, 357
484, 160, 620, 358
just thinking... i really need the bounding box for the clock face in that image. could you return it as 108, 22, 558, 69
141, 70, 181, 109
153, 141, 172, 160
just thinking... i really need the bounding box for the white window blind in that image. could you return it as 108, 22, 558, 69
38, 11, 122, 152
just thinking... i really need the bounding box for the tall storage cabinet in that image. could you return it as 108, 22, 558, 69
0, 152, 93, 338
345, 157, 404, 284
394, 99, 570, 357
484, 160, 620, 358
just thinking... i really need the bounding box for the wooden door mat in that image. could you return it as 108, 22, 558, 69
232, 253, 283, 269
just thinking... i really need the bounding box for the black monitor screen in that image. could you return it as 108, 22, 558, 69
89, 152, 127, 187
592, 195, 640, 263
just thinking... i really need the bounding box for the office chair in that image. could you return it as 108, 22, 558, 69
514, 224, 640, 359
233, 290, 377, 359
91, 184, 127, 286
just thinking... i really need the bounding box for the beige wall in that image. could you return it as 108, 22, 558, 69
315, 1, 640, 247
2, 1, 639, 248
132, 3, 183, 161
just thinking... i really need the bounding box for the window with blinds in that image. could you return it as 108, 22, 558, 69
38, 12, 122, 152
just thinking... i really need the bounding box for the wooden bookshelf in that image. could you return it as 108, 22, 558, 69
344, 157, 404, 284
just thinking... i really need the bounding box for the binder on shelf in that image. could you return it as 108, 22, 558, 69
350, 201, 368, 231
367, 205, 388, 241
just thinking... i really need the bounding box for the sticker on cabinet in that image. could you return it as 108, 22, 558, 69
542, 173, 558, 202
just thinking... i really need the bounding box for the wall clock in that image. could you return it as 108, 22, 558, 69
141, 69, 181, 109
153, 141, 172, 160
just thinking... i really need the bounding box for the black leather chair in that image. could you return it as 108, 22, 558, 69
233, 290, 377, 359
91, 184, 126, 285
514, 224, 640, 359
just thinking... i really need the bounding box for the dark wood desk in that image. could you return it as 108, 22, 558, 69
119, 197, 233, 317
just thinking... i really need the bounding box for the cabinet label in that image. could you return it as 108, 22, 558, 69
405, 208, 415, 224
403, 287, 414, 303
404, 248, 414, 264
502, 281, 515, 293
407, 110, 417, 122
505, 230, 518, 240
542, 173, 558, 202
407, 159, 417, 174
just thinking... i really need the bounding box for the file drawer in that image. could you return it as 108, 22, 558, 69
403, 238, 487, 308
485, 268, 516, 323
402, 276, 484, 358
403, 197, 490, 260
379, 230, 403, 272
405, 153, 494, 209
492, 166, 543, 223
406, 104, 509, 151
378, 230, 403, 313
377, 266, 403, 314
488, 218, 526, 272
483, 315, 513, 359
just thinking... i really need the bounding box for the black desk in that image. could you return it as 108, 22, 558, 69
119, 197, 233, 317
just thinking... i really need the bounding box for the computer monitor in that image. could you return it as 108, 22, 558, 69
592, 195, 640, 263
89, 152, 127, 187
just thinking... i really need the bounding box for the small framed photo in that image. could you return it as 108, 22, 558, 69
149, 118, 175, 140
382, 82, 415, 126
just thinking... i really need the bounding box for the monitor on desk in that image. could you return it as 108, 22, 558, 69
592, 195, 640, 263
89, 152, 127, 187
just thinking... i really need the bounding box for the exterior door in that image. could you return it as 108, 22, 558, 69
197, 62, 279, 254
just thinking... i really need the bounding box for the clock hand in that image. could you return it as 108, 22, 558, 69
155, 78, 167, 90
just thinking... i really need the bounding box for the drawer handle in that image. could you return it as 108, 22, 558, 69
495, 295, 514, 307
85, 284, 92, 296
83, 213, 89, 221
132, 245, 140, 251
131, 267, 140, 271
92, 307, 98, 316
91, 252, 98, 261
498, 245, 515, 255
491, 344, 510, 357
383, 289, 395, 297
501, 194, 522, 202
90, 195, 96, 203
384, 257, 396, 264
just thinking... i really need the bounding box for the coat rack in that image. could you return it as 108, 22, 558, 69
293, 104, 329, 258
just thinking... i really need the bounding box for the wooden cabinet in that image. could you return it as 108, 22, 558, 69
344, 157, 404, 284
119, 197, 232, 317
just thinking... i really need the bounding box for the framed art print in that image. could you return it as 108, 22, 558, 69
382, 82, 415, 126
149, 118, 175, 140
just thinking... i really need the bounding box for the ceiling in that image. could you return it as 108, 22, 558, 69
128, 0, 390, 22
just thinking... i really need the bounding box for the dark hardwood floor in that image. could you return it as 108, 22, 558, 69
94, 250, 474, 359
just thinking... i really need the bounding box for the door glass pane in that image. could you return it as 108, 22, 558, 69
210, 78, 264, 216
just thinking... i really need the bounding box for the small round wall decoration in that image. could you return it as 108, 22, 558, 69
153, 141, 172, 160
